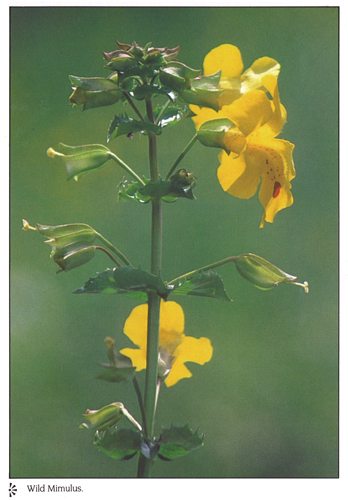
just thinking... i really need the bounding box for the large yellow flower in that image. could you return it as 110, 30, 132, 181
120, 301, 213, 387
217, 75, 295, 227
191, 44, 281, 128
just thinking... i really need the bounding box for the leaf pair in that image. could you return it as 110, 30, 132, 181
94, 424, 204, 461
74, 266, 231, 303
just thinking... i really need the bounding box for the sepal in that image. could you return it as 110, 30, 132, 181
79, 402, 125, 431
69, 75, 122, 110
97, 337, 136, 383
197, 118, 235, 153
233, 253, 309, 292
47, 143, 113, 181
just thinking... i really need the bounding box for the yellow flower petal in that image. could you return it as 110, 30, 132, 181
159, 301, 185, 337
119, 347, 147, 371
120, 301, 213, 387
175, 336, 213, 365
165, 362, 193, 387
217, 149, 261, 199
123, 303, 148, 351
190, 105, 220, 130
256, 138, 295, 225
241, 57, 280, 94
222, 90, 273, 137
204, 44, 243, 79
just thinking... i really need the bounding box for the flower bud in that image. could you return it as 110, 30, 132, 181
80, 402, 125, 431
234, 253, 309, 292
69, 75, 122, 110
47, 143, 113, 181
53, 243, 97, 273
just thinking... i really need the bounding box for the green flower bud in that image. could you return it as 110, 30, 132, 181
80, 402, 125, 431
234, 253, 309, 292
69, 75, 122, 110
47, 143, 113, 181
53, 243, 97, 273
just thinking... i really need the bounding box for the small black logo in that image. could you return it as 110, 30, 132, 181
9, 483, 17, 497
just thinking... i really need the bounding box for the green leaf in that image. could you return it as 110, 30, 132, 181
132, 83, 175, 102
153, 103, 195, 128
94, 427, 141, 460
107, 113, 162, 142
158, 424, 204, 461
168, 269, 231, 301
138, 172, 196, 201
117, 178, 151, 204
73, 266, 173, 300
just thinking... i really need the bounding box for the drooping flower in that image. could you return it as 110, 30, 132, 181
120, 301, 213, 387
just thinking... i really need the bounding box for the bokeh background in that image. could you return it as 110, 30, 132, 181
10, 7, 338, 478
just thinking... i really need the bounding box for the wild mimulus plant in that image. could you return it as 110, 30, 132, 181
22, 41, 308, 478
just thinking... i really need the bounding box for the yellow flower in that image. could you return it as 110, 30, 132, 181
217, 76, 295, 227
120, 301, 213, 387
191, 44, 281, 128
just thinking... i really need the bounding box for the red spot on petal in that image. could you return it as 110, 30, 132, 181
273, 181, 281, 198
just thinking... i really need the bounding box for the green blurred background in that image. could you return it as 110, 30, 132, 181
10, 7, 338, 478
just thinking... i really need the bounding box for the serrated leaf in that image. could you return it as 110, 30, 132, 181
168, 269, 231, 301
158, 424, 204, 461
153, 103, 194, 128
117, 178, 151, 204
73, 266, 173, 300
138, 176, 196, 200
107, 113, 161, 142
94, 427, 141, 460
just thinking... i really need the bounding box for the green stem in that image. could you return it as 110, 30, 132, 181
167, 256, 237, 285
95, 246, 122, 267
109, 152, 146, 186
165, 134, 198, 180
154, 98, 171, 126
133, 375, 148, 437
137, 97, 163, 478
95, 232, 133, 267
122, 91, 146, 122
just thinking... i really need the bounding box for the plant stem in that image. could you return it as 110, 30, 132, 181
109, 152, 146, 186
133, 375, 148, 437
137, 97, 163, 478
167, 256, 237, 285
95, 246, 122, 267
165, 134, 198, 180
95, 232, 133, 267
122, 91, 146, 121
